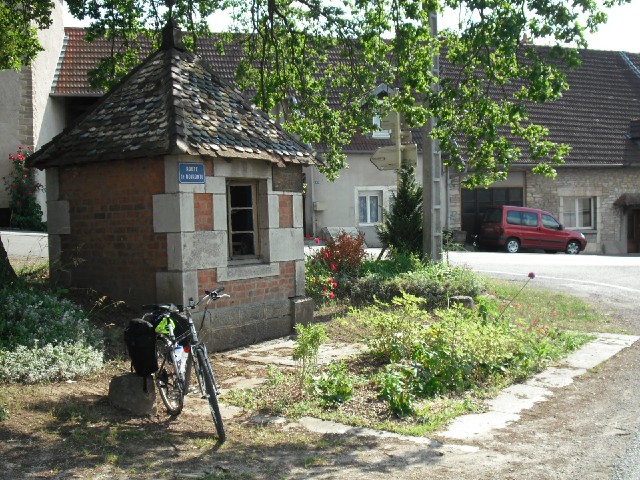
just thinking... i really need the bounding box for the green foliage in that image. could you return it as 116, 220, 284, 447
1, 0, 619, 183
377, 365, 414, 417
0, 403, 8, 421
292, 323, 328, 383
350, 261, 484, 308
376, 167, 423, 256
0, 285, 104, 384
357, 296, 590, 415
3, 147, 45, 231
312, 360, 354, 407
0, 0, 53, 70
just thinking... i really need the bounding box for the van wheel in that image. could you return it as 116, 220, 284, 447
565, 240, 581, 255
505, 238, 520, 253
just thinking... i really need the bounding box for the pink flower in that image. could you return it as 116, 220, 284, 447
18, 146, 23, 150
305, 234, 312, 239
324, 251, 329, 259
314, 237, 320, 244
528, 272, 535, 279
332, 282, 337, 288
329, 292, 335, 299
330, 263, 336, 271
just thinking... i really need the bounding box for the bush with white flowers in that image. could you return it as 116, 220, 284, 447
0, 286, 104, 383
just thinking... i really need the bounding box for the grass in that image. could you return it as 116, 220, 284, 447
484, 278, 607, 332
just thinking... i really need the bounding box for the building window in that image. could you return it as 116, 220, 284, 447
358, 191, 382, 224
563, 197, 596, 229
372, 114, 391, 139
227, 181, 259, 258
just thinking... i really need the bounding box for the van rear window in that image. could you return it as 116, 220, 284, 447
483, 208, 502, 223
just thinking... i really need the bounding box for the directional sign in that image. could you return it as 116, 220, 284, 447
370, 144, 418, 171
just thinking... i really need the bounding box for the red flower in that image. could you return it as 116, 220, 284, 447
305, 234, 312, 239
324, 251, 329, 259
18, 146, 23, 150
314, 237, 320, 244
329, 292, 335, 299
330, 263, 336, 271
332, 282, 338, 288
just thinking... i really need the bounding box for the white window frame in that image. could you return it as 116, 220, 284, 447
355, 186, 395, 226
562, 196, 597, 229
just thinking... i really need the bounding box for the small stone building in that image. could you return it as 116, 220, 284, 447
29, 23, 316, 350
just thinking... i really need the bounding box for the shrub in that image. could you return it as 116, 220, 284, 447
351, 262, 483, 308
0, 285, 104, 383
376, 166, 423, 256
357, 296, 589, 414
305, 230, 366, 303
2, 146, 45, 231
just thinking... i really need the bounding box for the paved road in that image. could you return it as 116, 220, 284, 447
447, 251, 640, 334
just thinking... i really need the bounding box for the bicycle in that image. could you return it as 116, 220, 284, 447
145, 286, 228, 442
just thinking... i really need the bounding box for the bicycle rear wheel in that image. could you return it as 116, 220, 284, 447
155, 338, 184, 416
195, 347, 225, 442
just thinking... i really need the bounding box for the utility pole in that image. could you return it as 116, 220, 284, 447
422, 11, 442, 262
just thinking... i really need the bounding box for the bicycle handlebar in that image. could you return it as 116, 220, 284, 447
143, 286, 229, 313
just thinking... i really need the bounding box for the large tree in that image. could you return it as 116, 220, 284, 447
0, 0, 628, 269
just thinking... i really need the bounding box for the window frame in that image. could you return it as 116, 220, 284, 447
227, 180, 260, 260
357, 190, 382, 225
562, 196, 596, 229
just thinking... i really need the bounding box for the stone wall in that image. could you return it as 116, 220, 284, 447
449, 166, 640, 254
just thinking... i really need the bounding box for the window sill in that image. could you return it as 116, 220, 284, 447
218, 261, 280, 281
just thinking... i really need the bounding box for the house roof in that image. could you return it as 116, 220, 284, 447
48, 27, 640, 166
31, 23, 316, 169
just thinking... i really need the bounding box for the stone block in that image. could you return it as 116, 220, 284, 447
108, 373, 156, 416
291, 296, 314, 327
450, 295, 474, 309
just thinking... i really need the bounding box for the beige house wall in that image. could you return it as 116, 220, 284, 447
306, 153, 435, 247
0, 0, 65, 218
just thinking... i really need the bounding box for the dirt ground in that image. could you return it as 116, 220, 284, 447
1, 289, 639, 479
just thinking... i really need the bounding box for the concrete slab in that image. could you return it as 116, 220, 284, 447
439, 333, 639, 441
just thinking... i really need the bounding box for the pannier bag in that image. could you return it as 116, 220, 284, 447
123, 315, 158, 392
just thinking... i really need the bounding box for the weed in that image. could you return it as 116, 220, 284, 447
292, 323, 327, 383
312, 360, 354, 406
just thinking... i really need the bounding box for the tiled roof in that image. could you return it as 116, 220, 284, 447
49, 28, 640, 166
31, 27, 316, 169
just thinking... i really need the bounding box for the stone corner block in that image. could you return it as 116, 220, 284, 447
290, 296, 314, 328
153, 193, 194, 233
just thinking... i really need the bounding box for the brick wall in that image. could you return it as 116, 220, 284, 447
58, 157, 167, 303
278, 194, 293, 228
197, 261, 296, 308
194, 193, 213, 230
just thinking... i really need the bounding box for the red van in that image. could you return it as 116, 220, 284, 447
478, 205, 587, 254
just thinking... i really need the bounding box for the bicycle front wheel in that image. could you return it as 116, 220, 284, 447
155, 338, 184, 416
195, 347, 225, 442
